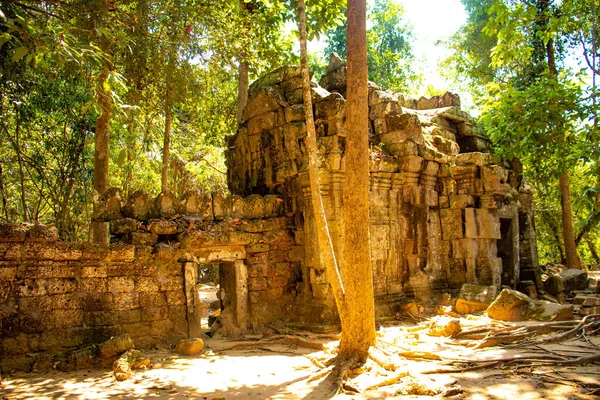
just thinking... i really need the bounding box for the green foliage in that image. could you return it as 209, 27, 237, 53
324, 0, 417, 92
0, 0, 298, 240
446, 0, 600, 266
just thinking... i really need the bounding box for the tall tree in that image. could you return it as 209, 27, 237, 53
340, 0, 375, 360
297, 0, 375, 367
324, 0, 417, 92
91, 0, 113, 245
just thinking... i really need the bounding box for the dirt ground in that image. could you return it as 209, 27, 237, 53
2, 315, 599, 400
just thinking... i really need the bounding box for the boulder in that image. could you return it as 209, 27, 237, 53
174, 338, 204, 356
486, 288, 534, 321
428, 317, 461, 337
559, 269, 589, 292
98, 334, 134, 360
530, 300, 574, 322
110, 218, 139, 236
112, 357, 132, 381
454, 284, 498, 314
111, 349, 151, 381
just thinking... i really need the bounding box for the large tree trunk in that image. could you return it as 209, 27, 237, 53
92, 66, 111, 245
559, 171, 580, 268
297, 0, 346, 317
339, 0, 375, 362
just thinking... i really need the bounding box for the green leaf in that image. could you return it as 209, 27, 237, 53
12, 46, 29, 61
116, 149, 127, 166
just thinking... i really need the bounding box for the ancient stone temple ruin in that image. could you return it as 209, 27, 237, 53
0, 58, 538, 372
227, 57, 538, 320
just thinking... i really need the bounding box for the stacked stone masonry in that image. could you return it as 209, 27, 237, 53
0, 191, 296, 373
226, 58, 538, 320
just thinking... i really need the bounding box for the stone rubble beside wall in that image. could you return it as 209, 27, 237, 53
226, 58, 539, 319
0, 191, 299, 373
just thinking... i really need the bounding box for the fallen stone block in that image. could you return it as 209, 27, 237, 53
544, 275, 565, 296
487, 288, 534, 321
98, 334, 134, 360
174, 338, 204, 356
530, 300, 574, 322
454, 284, 498, 314
559, 269, 589, 292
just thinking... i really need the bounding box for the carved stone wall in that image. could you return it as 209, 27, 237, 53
227, 59, 539, 318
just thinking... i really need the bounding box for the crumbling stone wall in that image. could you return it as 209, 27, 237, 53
0, 191, 297, 373
227, 57, 539, 319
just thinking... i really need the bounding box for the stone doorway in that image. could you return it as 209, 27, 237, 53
209, 260, 249, 337
499, 217, 518, 288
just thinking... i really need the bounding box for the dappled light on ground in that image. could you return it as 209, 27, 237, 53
2, 315, 599, 399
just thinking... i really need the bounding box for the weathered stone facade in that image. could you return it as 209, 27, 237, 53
0, 60, 540, 373
0, 192, 296, 372
226, 58, 538, 320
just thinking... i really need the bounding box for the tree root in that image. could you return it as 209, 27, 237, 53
366, 369, 409, 390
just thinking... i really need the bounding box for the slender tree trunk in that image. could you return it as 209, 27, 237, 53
237, 61, 249, 125
297, 0, 346, 317
0, 163, 8, 221
236, 0, 251, 126
584, 233, 600, 266
558, 171, 579, 268
12, 104, 29, 222
339, 0, 375, 361
161, 96, 172, 193
546, 34, 580, 269
92, 66, 111, 245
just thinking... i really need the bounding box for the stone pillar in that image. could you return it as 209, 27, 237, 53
182, 261, 202, 338
234, 259, 248, 333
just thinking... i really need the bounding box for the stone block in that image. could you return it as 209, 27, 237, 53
108, 276, 135, 293
165, 290, 186, 305
487, 288, 534, 321
134, 276, 159, 292
175, 338, 204, 356
148, 220, 178, 235
140, 291, 167, 307
123, 190, 151, 221
46, 278, 77, 295
17, 279, 48, 297
53, 309, 83, 328
110, 292, 140, 310
128, 232, 158, 246
0, 264, 17, 281
531, 300, 573, 322
440, 209, 463, 240
107, 263, 139, 277
544, 275, 565, 295
455, 284, 498, 314
559, 269, 589, 292
159, 276, 182, 291
455, 152, 492, 166
248, 277, 268, 291
140, 306, 169, 322
110, 218, 139, 236
0, 243, 22, 260
0, 223, 27, 242
80, 265, 108, 278
243, 86, 285, 121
